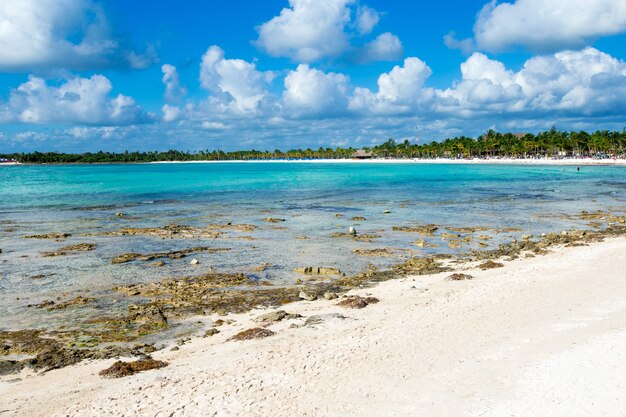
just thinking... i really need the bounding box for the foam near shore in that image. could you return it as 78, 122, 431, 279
2, 237, 626, 417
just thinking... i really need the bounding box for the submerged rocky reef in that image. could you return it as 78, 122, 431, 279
1, 209, 625, 375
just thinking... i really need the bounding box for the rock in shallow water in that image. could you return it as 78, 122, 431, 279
353, 248, 393, 257
24, 233, 71, 240
262, 217, 286, 223
111, 252, 142, 264
393, 225, 438, 236
28, 296, 95, 311
42, 243, 96, 257
111, 247, 229, 264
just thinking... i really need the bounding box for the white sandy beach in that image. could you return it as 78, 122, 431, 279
4, 158, 626, 167
2, 237, 626, 417
151, 157, 626, 166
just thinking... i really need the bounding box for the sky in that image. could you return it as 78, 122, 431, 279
0, 0, 626, 152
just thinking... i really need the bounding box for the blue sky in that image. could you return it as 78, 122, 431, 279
1, 0, 626, 152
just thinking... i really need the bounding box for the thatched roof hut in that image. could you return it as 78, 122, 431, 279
351, 150, 373, 159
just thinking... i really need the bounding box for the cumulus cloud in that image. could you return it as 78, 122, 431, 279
255, 0, 354, 62
156, 46, 626, 144
0, 0, 157, 72
378, 58, 433, 101
161, 64, 187, 103
350, 57, 434, 114
350, 47, 626, 119
0, 101, 11, 123
443, 31, 475, 54
200, 45, 275, 114
5, 43, 623, 151
6, 75, 148, 125
66, 126, 119, 139
161, 104, 182, 122
439, 47, 626, 115
438, 53, 523, 112
255, 0, 402, 64
517, 48, 626, 114
355, 5, 380, 35
469, 0, 626, 53
201, 121, 226, 130
282, 64, 350, 117
358, 33, 404, 63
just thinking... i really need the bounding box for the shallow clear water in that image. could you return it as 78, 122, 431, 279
1, 162, 625, 331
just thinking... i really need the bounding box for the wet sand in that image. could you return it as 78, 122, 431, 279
2, 237, 625, 417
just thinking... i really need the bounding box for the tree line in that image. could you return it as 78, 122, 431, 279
2, 128, 626, 164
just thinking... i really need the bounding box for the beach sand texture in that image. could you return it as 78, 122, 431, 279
1, 237, 625, 416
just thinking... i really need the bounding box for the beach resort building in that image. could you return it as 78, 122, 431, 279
351, 150, 374, 159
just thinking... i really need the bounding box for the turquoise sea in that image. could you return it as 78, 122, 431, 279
1, 162, 625, 331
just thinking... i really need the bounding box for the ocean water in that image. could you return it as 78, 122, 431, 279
1, 162, 626, 331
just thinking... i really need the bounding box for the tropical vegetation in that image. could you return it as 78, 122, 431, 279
2, 128, 626, 163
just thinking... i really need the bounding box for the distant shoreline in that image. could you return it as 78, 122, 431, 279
3, 158, 626, 167
150, 157, 626, 166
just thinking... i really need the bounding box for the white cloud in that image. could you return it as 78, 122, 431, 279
201, 121, 226, 130
6, 44, 622, 152
378, 58, 432, 101
517, 48, 626, 113
161, 104, 181, 122
350, 57, 434, 114
350, 47, 626, 120
0, 101, 11, 123
443, 31, 475, 54
0, 0, 157, 72
200, 45, 274, 114
460, 53, 512, 84
126, 45, 159, 70
255, 0, 399, 64
282, 64, 350, 117
358, 33, 403, 63
255, 0, 354, 62
66, 126, 118, 139
159, 46, 626, 132
439, 48, 626, 115
472, 0, 626, 52
355, 5, 380, 35
438, 53, 523, 111
14, 131, 47, 142
161, 64, 187, 103
6, 75, 147, 125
